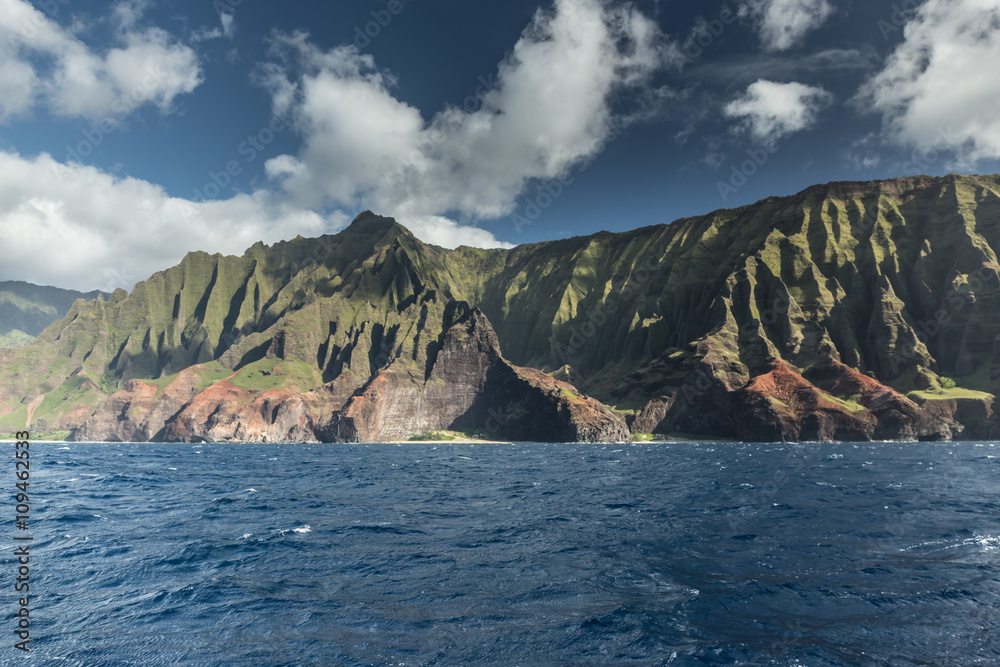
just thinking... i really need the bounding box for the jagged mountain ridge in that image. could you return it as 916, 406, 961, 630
0, 281, 107, 346
4, 173, 1000, 441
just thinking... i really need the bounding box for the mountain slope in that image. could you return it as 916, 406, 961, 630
0, 281, 107, 346
463, 174, 1000, 439
0, 215, 626, 441
4, 174, 1000, 441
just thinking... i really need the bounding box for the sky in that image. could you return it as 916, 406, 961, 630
1, 0, 1000, 292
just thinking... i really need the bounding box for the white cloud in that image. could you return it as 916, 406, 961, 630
739, 0, 834, 52
258, 0, 679, 226
0, 149, 513, 291
221, 13, 235, 39
843, 132, 882, 171
0, 53, 36, 121
0, 0, 679, 290
0, 0, 201, 122
112, 0, 152, 31
0, 151, 336, 291
856, 0, 1000, 164
724, 79, 833, 145
398, 216, 514, 249
192, 10, 236, 42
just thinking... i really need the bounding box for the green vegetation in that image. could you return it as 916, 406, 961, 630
7, 176, 1000, 441
143, 363, 234, 396
908, 387, 994, 402
0, 405, 29, 433
33, 375, 103, 424
0, 330, 35, 348
228, 358, 322, 392
407, 431, 456, 441
0, 430, 73, 442
822, 395, 867, 413
406, 430, 505, 442
0, 281, 106, 338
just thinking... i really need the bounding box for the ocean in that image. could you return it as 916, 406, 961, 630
8, 441, 999, 665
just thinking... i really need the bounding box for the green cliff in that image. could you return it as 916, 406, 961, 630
4, 174, 1000, 442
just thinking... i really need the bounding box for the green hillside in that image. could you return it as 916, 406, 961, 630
4, 174, 1000, 442
0, 281, 107, 347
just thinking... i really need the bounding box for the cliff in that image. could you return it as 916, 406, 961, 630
5, 174, 1000, 442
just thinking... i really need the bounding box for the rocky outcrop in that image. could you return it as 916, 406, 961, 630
74, 366, 211, 441
326, 308, 501, 442
73, 306, 627, 443
739, 360, 877, 442
327, 309, 628, 442
320, 308, 627, 442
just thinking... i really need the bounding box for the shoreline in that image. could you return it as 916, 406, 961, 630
1, 437, 677, 444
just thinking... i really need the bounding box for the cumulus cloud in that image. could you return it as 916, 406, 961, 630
856, 0, 1000, 164
258, 0, 679, 235
0, 151, 337, 291
739, 0, 834, 52
724, 79, 833, 145
0, 148, 514, 291
0, 0, 201, 123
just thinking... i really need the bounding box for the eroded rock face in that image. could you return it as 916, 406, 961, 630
739, 360, 877, 442
74, 367, 207, 442
328, 309, 628, 442
74, 307, 627, 443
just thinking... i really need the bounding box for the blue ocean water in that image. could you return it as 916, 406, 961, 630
6, 441, 999, 666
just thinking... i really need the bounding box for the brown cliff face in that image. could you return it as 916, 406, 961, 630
623, 356, 981, 442
73, 366, 215, 442
165, 386, 328, 443
327, 308, 628, 442
739, 360, 877, 442
73, 306, 627, 443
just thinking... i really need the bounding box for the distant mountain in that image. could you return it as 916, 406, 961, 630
4, 173, 1000, 442
0, 281, 107, 347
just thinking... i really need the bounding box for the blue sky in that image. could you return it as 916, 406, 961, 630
1, 0, 999, 291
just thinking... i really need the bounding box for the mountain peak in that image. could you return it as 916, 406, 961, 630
344, 211, 409, 237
